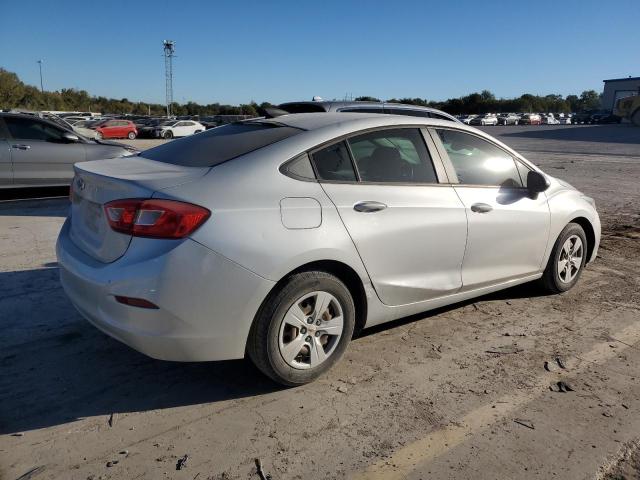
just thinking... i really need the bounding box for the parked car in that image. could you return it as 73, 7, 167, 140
0, 113, 136, 188
469, 113, 498, 126
458, 115, 478, 124
93, 119, 138, 140
591, 112, 622, 124
571, 111, 598, 125
556, 113, 572, 125
541, 113, 560, 125
153, 120, 205, 139
56, 112, 600, 385
137, 118, 169, 138
519, 114, 542, 125
614, 94, 640, 126
497, 113, 520, 125
278, 100, 461, 123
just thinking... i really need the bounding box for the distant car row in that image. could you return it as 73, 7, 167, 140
457, 111, 622, 126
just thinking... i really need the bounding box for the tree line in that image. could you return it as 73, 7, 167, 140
0, 68, 602, 117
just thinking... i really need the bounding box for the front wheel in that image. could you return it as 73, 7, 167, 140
247, 271, 355, 386
163, 130, 173, 139
127, 131, 136, 139
540, 223, 587, 293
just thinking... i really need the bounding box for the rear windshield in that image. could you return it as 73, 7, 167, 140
141, 122, 302, 167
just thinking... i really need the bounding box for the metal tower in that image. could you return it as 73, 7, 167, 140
163, 40, 175, 117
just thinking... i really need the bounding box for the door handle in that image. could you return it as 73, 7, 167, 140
470, 203, 493, 213
11, 144, 31, 150
354, 201, 387, 213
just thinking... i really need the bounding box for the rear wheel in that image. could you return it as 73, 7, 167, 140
247, 271, 355, 386
127, 131, 136, 139
541, 223, 587, 293
95, 131, 103, 140
631, 109, 640, 127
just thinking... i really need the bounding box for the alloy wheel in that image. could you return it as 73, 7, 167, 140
278, 291, 344, 369
557, 235, 583, 283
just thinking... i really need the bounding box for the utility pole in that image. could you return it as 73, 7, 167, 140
37, 60, 44, 93
163, 40, 175, 118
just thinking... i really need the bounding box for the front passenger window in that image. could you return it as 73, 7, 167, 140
5, 117, 65, 142
436, 129, 522, 187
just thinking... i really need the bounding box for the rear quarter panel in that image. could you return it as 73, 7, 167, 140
154, 141, 372, 286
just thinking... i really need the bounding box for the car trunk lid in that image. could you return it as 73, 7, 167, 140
69, 156, 209, 263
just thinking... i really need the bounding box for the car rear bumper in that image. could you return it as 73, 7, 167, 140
56, 219, 274, 361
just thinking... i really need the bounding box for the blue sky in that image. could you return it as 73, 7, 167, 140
2, 0, 639, 105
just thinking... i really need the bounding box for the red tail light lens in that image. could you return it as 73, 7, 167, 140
104, 199, 210, 239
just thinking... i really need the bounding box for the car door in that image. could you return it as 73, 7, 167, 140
432, 128, 550, 290
172, 121, 186, 137
4, 116, 86, 186
0, 120, 13, 185
314, 127, 468, 306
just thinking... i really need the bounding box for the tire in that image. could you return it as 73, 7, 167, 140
247, 271, 356, 386
127, 131, 136, 140
95, 132, 103, 140
540, 223, 588, 294
163, 130, 173, 139
631, 109, 640, 127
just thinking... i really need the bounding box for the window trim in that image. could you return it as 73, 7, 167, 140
428, 127, 531, 189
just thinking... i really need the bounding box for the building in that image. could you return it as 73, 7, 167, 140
602, 76, 640, 111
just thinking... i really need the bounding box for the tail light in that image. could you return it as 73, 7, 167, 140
104, 199, 210, 239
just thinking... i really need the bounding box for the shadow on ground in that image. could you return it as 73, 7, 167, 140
0, 266, 547, 434
0, 197, 68, 217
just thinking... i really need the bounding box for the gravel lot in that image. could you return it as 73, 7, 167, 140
1, 124, 639, 480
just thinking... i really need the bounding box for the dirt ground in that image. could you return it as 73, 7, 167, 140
1, 124, 639, 480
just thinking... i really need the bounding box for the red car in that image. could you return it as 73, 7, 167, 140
94, 120, 137, 139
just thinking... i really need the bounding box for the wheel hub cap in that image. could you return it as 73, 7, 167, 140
278, 291, 344, 370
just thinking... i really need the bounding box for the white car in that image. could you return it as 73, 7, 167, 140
541, 114, 560, 125
458, 115, 477, 124
558, 114, 572, 125
154, 120, 205, 139
469, 114, 498, 126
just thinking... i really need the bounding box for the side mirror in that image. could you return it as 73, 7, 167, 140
63, 132, 80, 143
527, 170, 550, 194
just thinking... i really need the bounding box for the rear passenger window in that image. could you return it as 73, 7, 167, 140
436, 129, 522, 187
311, 142, 357, 182
347, 128, 437, 183
283, 153, 316, 180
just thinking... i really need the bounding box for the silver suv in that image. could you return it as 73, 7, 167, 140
278, 100, 460, 123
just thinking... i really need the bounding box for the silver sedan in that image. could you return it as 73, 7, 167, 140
56, 113, 600, 385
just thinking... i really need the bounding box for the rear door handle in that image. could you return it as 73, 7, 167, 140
354, 201, 387, 213
11, 144, 31, 150
470, 203, 493, 213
